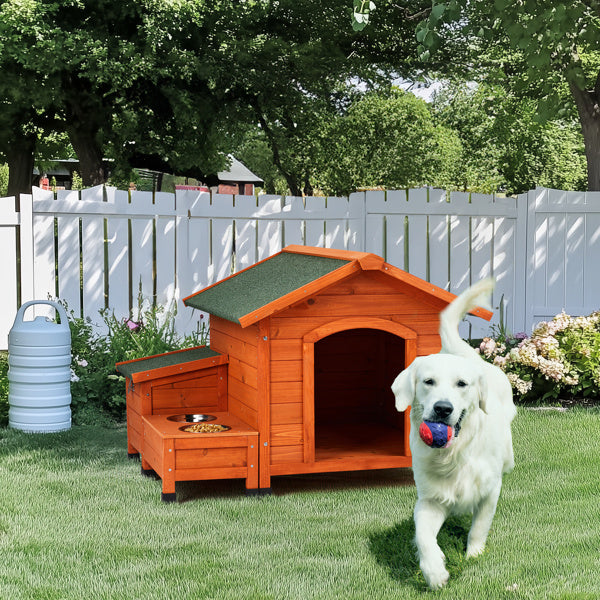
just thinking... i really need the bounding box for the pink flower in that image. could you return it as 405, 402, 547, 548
479, 337, 498, 358
124, 318, 142, 332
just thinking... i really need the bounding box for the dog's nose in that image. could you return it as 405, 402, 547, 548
433, 400, 453, 419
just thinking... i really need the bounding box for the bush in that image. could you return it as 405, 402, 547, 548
68, 299, 208, 425
478, 311, 600, 403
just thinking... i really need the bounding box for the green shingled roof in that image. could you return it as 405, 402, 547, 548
184, 252, 350, 324
116, 346, 220, 379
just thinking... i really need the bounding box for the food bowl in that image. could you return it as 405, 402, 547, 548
179, 423, 231, 433
167, 414, 216, 423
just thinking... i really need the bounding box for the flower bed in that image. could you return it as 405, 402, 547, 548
477, 311, 600, 404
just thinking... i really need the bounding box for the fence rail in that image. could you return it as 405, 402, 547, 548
1, 185, 599, 349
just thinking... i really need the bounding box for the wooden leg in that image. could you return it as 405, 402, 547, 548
140, 456, 156, 478
259, 440, 271, 491
141, 466, 157, 478
160, 439, 176, 502
246, 439, 259, 490
243, 438, 271, 495
161, 476, 176, 503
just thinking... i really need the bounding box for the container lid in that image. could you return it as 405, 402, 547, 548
9, 316, 71, 346
9, 301, 71, 346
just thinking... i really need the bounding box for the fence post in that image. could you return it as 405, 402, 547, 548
19, 193, 34, 305
349, 191, 366, 252
513, 191, 529, 334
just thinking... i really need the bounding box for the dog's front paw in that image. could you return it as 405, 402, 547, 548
421, 556, 449, 590
466, 542, 486, 559
423, 566, 449, 590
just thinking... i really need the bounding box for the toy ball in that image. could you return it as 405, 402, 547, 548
419, 421, 454, 448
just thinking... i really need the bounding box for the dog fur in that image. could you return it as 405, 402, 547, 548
391, 279, 516, 589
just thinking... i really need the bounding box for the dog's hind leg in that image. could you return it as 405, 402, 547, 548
414, 499, 450, 589
466, 481, 502, 558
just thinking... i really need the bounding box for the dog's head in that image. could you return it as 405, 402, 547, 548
391, 354, 487, 432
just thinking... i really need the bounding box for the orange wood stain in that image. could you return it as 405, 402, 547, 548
123, 245, 493, 496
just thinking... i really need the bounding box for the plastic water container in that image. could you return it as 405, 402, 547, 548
8, 300, 72, 433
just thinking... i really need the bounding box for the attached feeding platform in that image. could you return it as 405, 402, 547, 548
117, 245, 492, 500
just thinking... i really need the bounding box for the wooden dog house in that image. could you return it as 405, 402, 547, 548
118, 245, 491, 500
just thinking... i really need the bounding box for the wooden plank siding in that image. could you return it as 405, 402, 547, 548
126, 382, 151, 455
151, 368, 223, 414
210, 315, 260, 429
264, 270, 437, 471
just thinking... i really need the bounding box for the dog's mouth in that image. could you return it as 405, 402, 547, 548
419, 410, 466, 449
453, 410, 466, 436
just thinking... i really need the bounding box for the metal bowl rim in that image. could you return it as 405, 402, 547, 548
167, 414, 217, 423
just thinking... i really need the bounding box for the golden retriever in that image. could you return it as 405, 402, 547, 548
392, 279, 516, 589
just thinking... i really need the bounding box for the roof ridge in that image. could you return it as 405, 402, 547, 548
283, 245, 372, 261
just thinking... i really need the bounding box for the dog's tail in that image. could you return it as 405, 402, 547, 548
439, 278, 495, 357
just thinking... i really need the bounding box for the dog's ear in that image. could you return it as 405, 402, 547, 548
477, 372, 489, 414
391, 362, 417, 413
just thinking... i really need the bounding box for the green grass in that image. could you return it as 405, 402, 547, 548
0, 408, 599, 599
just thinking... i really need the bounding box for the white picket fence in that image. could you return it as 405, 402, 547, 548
1, 185, 599, 349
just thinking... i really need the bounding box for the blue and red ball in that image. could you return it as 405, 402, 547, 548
419, 420, 454, 448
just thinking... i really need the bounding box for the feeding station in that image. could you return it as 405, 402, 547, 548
117, 245, 492, 501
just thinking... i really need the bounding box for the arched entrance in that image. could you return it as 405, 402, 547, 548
302, 318, 415, 470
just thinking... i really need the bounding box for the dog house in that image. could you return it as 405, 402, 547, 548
118, 245, 491, 500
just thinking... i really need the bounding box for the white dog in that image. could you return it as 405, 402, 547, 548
391, 279, 516, 589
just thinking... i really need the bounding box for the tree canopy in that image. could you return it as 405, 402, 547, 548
238, 85, 586, 196
2, 0, 593, 196
432, 83, 587, 194
417, 0, 600, 190
0, 0, 431, 196
0, 0, 236, 195
315, 88, 462, 195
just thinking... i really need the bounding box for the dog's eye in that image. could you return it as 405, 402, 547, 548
423, 378, 435, 386
457, 380, 468, 388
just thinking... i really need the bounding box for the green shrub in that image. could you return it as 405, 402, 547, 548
68, 299, 208, 425
478, 311, 600, 403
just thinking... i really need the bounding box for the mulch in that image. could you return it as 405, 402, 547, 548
522, 397, 600, 410
556, 397, 600, 409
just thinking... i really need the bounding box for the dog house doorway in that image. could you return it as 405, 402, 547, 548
303, 319, 416, 471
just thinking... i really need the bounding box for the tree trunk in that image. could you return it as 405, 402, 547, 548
7, 132, 36, 202
303, 174, 314, 196
253, 106, 302, 196
570, 79, 600, 191
67, 125, 107, 187
63, 77, 108, 188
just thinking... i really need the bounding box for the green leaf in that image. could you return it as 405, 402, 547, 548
352, 18, 367, 31
416, 26, 428, 43
430, 3, 446, 22
419, 48, 431, 61
424, 29, 436, 48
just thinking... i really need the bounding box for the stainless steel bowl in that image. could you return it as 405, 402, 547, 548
167, 414, 217, 423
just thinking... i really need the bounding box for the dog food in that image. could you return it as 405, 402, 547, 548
182, 423, 229, 433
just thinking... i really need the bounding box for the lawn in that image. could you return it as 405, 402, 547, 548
0, 408, 598, 600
